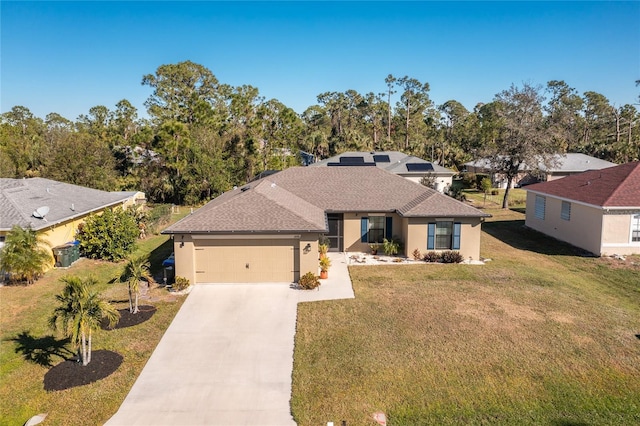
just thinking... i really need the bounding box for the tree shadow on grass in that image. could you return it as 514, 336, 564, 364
44, 350, 123, 391
10, 331, 74, 367
482, 219, 594, 257
101, 305, 156, 330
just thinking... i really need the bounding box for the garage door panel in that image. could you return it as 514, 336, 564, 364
194, 239, 298, 283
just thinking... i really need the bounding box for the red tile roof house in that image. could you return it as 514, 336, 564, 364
163, 166, 490, 284
524, 161, 640, 256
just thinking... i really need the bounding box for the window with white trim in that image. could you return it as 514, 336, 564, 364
360, 216, 393, 244
535, 195, 546, 220
561, 201, 571, 221
368, 216, 385, 244
427, 222, 461, 250
632, 215, 640, 242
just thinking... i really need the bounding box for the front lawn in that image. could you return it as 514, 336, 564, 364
292, 208, 640, 425
0, 212, 188, 425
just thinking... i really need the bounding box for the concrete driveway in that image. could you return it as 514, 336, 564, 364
106, 253, 354, 426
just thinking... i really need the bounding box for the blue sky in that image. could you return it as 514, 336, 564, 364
2, 1, 639, 121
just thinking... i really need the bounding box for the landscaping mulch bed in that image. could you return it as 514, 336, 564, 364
43, 350, 123, 391
101, 305, 157, 330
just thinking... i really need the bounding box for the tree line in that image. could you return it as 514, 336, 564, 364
1, 60, 638, 205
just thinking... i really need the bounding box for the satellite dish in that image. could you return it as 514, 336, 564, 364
32, 206, 50, 219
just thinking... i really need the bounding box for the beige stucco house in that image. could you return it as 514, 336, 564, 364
0, 178, 145, 266
312, 151, 456, 193
163, 166, 489, 284
464, 153, 616, 188
525, 161, 640, 256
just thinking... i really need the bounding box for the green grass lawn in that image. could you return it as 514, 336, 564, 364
0, 210, 189, 426
292, 208, 640, 426
463, 187, 528, 211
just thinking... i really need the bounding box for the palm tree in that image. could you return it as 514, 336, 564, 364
0, 225, 52, 284
49, 276, 119, 366
120, 256, 154, 314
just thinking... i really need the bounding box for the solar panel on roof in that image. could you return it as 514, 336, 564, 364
406, 163, 434, 172
339, 156, 365, 164
373, 154, 391, 163
327, 162, 376, 167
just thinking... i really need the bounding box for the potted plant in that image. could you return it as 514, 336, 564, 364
318, 235, 330, 258
319, 256, 331, 279
369, 242, 380, 255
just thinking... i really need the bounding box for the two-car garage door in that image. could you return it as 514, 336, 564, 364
194, 239, 298, 283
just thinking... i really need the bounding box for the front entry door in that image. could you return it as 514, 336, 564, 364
327, 213, 343, 252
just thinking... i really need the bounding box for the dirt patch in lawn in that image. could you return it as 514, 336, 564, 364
43, 350, 123, 391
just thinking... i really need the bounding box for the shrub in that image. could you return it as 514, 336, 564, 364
77, 207, 138, 262
298, 272, 320, 290
423, 251, 441, 263
0, 225, 51, 284
448, 187, 467, 201
491, 189, 499, 195
172, 276, 190, 291
441, 251, 464, 264
382, 238, 400, 256
460, 172, 477, 189
412, 248, 422, 260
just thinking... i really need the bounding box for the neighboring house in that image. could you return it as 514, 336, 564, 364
311, 151, 456, 193
464, 153, 616, 188
524, 161, 640, 256
163, 166, 490, 284
0, 177, 145, 260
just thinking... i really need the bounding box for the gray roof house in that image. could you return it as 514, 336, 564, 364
163, 166, 489, 284
463, 153, 617, 188
0, 177, 144, 251
311, 151, 456, 192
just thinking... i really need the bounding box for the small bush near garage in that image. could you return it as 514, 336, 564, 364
441, 251, 464, 264
172, 276, 190, 291
77, 207, 138, 261
423, 251, 441, 263
298, 272, 320, 290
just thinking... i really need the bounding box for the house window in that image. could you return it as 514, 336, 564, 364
368, 216, 385, 243
427, 222, 461, 250
360, 216, 393, 243
632, 215, 640, 242
561, 201, 571, 221
535, 195, 546, 220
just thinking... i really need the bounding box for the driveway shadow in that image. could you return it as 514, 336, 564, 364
482, 219, 593, 257
10, 331, 74, 367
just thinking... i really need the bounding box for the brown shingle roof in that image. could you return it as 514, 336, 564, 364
165, 166, 489, 234
525, 161, 640, 207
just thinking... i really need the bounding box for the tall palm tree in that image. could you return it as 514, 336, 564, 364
49, 276, 119, 366
120, 257, 154, 314
0, 225, 52, 284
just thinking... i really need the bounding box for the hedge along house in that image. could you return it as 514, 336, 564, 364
525, 161, 640, 256
163, 166, 490, 284
0, 178, 145, 265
